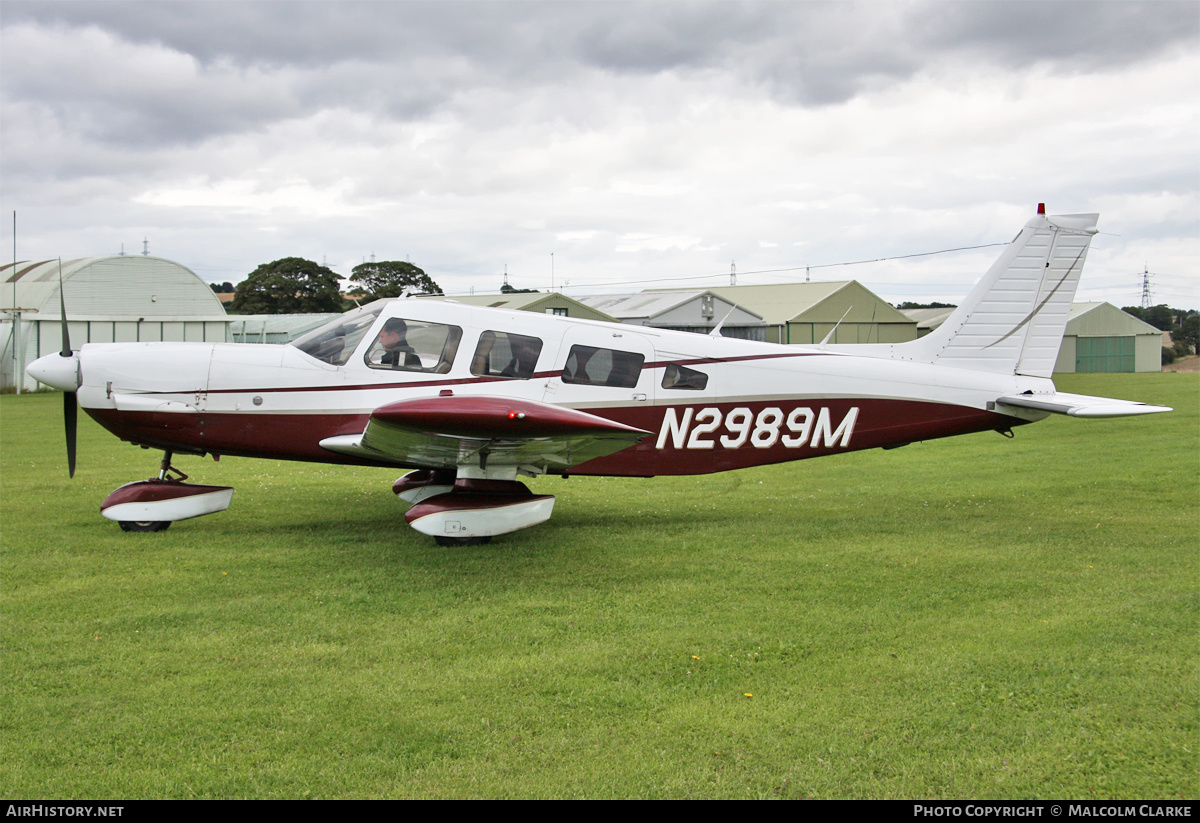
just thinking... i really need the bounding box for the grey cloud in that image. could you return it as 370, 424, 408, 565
4, 0, 1194, 159
2, 0, 1195, 309
6, 1, 1196, 106
921, 2, 1198, 71
1, 1, 558, 70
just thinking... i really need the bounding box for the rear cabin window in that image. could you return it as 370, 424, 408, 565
365, 319, 462, 373
561, 345, 644, 388
471, 331, 543, 379
662, 363, 709, 390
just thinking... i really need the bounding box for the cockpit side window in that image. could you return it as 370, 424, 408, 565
471, 331, 544, 379
561, 345, 645, 388
662, 363, 709, 390
290, 304, 385, 366
365, 319, 462, 373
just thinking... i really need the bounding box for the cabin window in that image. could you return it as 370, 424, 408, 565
290, 303, 385, 366
561, 345, 644, 388
662, 363, 709, 390
365, 319, 462, 373
471, 331, 543, 379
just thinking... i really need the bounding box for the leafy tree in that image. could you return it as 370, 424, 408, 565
896, 301, 956, 310
501, 282, 539, 294
209, 281, 234, 293
1174, 314, 1199, 356
1122, 304, 1175, 331
1123, 306, 1197, 355
347, 261, 441, 301
229, 258, 344, 314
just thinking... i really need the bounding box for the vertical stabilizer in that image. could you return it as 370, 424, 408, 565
901, 210, 1098, 377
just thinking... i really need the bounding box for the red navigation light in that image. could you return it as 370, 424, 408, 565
1037, 203, 1045, 215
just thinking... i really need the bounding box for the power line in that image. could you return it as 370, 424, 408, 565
557, 241, 1011, 290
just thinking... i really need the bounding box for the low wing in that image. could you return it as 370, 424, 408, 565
319, 395, 649, 473
995, 391, 1173, 418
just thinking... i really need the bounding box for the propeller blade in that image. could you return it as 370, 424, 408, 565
58, 258, 71, 356
64, 391, 77, 478
58, 258, 77, 478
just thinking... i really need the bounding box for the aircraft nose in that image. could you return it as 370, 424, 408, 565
27, 352, 81, 392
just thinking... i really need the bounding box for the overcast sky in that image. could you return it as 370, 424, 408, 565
1, 0, 1196, 308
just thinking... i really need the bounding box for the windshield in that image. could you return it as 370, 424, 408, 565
290, 303, 386, 365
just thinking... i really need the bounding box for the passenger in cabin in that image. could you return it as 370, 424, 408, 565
377, 318, 421, 369
500, 335, 539, 378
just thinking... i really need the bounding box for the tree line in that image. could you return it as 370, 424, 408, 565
1122, 305, 1199, 363
218, 259, 442, 314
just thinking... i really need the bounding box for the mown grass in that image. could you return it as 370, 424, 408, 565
1, 373, 1196, 799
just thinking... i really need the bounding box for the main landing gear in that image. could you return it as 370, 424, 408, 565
100, 451, 234, 532
394, 469, 555, 546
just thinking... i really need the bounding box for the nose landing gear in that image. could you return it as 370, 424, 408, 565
101, 451, 234, 532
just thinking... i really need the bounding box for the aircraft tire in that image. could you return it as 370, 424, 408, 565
433, 535, 492, 547
118, 520, 171, 533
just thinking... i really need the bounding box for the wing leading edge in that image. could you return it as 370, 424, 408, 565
319, 395, 650, 472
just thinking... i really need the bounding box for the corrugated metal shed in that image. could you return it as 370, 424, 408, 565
653, 281, 916, 344
1054, 302, 1164, 373
2, 256, 227, 319
416, 292, 617, 323
2, 256, 230, 390
574, 290, 767, 339
902, 307, 957, 338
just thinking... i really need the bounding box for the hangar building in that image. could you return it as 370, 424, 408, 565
1054, 302, 1164, 373
904, 307, 957, 338
651, 281, 917, 345
2, 256, 230, 391
573, 290, 767, 340
416, 291, 617, 323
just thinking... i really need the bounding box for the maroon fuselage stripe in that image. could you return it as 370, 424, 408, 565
85, 396, 1021, 478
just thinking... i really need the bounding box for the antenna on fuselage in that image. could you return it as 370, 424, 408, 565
709, 303, 741, 338
818, 306, 853, 348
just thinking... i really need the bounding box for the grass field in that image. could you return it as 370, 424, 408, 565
1, 373, 1196, 799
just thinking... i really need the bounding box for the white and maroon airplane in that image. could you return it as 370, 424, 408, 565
27, 207, 1171, 544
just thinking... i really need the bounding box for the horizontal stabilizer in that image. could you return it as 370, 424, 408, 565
995, 392, 1173, 418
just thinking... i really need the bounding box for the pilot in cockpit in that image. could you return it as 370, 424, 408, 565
376, 318, 422, 369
